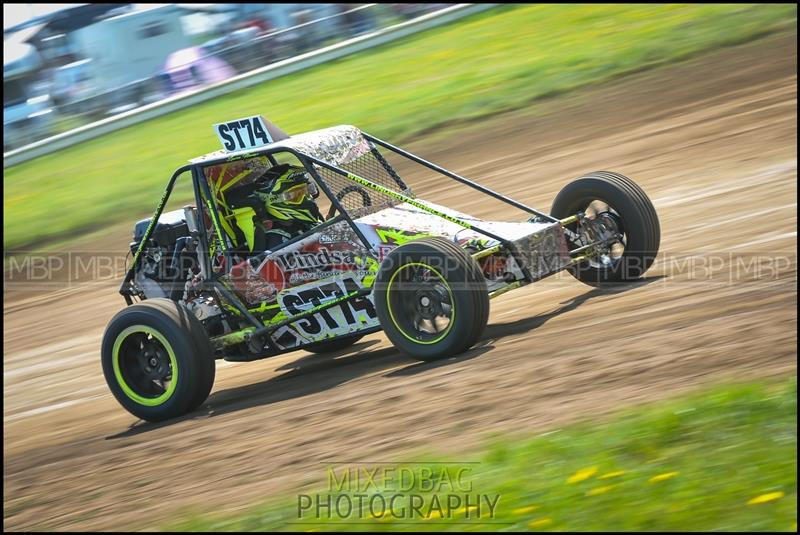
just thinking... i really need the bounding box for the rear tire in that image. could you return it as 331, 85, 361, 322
550, 171, 660, 286
141, 298, 216, 412
374, 237, 489, 361
101, 299, 215, 421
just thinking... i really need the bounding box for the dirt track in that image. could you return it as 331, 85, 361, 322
3, 34, 797, 530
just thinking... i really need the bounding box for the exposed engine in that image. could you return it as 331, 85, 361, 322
128, 207, 224, 331
130, 208, 194, 300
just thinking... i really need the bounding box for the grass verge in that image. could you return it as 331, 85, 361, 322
166, 377, 797, 531
3, 4, 796, 251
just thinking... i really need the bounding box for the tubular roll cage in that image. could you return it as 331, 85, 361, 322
120, 134, 569, 350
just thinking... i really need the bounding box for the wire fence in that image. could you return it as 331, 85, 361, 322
3, 4, 453, 152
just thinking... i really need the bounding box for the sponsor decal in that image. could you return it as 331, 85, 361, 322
374, 227, 435, 245
274, 247, 369, 272
288, 269, 374, 285
277, 275, 380, 342
319, 234, 351, 245
289, 270, 335, 284
256, 259, 287, 291
228, 258, 286, 303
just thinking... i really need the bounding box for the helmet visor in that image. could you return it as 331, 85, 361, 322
277, 182, 311, 204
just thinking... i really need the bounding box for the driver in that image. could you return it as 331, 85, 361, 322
227, 163, 324, 255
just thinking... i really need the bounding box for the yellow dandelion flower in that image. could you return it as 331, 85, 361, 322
599, 470, 626, 480
649, 471, 679, 483
586, 485, 615, 496
567, 466, 598, 484
747, 491, 784, 505
529, 517, 553, 528
513, 505, 539, 515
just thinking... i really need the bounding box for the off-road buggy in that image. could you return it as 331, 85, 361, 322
103, 116, 660, 421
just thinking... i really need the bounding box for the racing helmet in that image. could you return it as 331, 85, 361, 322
258, 165, 323, 227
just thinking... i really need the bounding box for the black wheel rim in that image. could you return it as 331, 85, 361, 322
112, 326, 177, 405
386, 263, 455, 344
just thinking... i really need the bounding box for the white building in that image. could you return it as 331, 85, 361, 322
68, 4, 190, 94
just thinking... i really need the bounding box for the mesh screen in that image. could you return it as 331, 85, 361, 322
314, 142, 414, 219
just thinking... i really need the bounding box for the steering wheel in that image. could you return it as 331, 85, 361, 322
326, 185, 372, 219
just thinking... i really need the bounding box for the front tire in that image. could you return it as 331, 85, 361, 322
374, 237, 489, 361
550, 171, 660, 286
101, 299, 215, 422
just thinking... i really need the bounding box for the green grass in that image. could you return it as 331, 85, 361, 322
166, 377, 797, 531
3, 4, 796, 251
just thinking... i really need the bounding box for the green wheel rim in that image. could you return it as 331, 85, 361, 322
386, 262, 455, 345
112, 325, 178, 406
